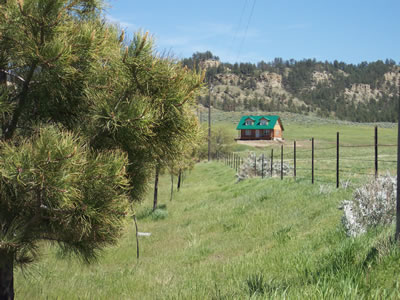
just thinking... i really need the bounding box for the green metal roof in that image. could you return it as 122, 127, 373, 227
236, 115, 283, 130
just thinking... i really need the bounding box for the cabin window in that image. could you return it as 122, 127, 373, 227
263, 130, 269, 135
245, 130, 251, 136
260, 119, 268, 125
245, 119, 253, 125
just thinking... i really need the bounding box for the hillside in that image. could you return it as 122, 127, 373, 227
14, 117, 400, 299
15, 162, 400, 299
183, 52, 400, 122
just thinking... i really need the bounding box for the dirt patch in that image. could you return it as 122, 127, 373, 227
236, 139, 317, 149
236, 140, 286, 148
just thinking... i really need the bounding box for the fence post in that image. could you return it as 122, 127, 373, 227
312, 137, 314, 184
262, 154, 264, 179
271, 149, 274, 177
294, 140, 296, 180
235, 154, 238, 172
254, 154, 257, 177
396, 74, 400, 240
337, 132, 339, 188
281, 145, 283, 180
208, 86, 211, 162
375, 126, 378, 178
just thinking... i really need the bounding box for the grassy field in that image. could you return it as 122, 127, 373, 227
207, 109, 397, 185
15, 112, 400, 299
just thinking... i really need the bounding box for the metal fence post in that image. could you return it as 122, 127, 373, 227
262, 154, 264, 179
294, 140, 296, 180
254, 154, 257, 176
337, 132, 339, 188
271, 149, 274, 177
312, 137, 314, 184
375, 126, 378, 178
281, 145, 283, 180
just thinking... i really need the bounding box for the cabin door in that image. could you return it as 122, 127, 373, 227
255, 130, 260, 138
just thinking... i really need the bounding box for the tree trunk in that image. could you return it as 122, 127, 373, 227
177, 169, 181, 191
0, 254, 14, 300
170, 174, 174, 201
153, 166, 160, 211
0, 69, 6, 86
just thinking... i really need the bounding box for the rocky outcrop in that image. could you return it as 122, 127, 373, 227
259, 72, 282, 89
344, 84, 382, 102
215, 73, 239, 85
199, 59, 220, 70
312, 71, 332, 84
384, 71, 400, 87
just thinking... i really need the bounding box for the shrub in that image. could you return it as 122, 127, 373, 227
237, 152, 291, 182
151, 208, 168, 220
341, 174, 396, 237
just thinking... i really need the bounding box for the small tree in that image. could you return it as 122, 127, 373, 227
198, 126, 234, 160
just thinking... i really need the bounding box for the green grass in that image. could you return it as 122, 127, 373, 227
14, 113, 400, 299
213, 110, 397, 185
15, 162, 400, 299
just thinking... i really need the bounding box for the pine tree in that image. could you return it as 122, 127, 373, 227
0, 1, 203, 298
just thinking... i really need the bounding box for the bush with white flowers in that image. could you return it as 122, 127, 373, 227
341, 174, 396, 237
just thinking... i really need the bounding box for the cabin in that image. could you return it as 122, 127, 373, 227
236, 115, 284, 140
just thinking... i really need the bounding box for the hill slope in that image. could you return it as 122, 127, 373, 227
184, 52, 400, 122
15, 160, 400, 299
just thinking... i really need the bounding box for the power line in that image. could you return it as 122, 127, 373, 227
228, 0, 250, 59
236, 0, 257, 62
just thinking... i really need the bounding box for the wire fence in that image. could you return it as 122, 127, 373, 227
215, 126, 397, 187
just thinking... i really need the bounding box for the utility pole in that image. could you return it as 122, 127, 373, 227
208, 83, 212, 162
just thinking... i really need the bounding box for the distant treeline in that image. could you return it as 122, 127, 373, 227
182, 51, 399, 122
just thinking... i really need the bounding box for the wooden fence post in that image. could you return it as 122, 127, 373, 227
337, 132, 339, 188
312, 137, 314, 184
177, 169, 181, 191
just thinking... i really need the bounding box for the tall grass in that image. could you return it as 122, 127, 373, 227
14, 114, 400, 299
15, 161, 400, 299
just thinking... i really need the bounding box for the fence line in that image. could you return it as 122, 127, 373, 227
216, 126, 396, 187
